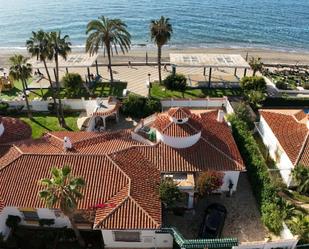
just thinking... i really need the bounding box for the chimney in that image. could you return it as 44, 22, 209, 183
0, 122, 4, 136
217, 109, 225, 123
63, 136, 72, 151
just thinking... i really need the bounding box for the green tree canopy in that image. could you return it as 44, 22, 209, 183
159, 178, 183, 208
196, 171, 224, 197
62, 73, 83, 97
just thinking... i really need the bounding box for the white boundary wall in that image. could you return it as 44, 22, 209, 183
161, 97, 234, 114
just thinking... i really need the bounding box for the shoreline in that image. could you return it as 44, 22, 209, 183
1, 46, 309, 66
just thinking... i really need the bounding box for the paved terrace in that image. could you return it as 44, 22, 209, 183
28, 65, 250, 97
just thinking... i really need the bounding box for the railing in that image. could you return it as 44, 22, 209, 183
162, 227, 238, 249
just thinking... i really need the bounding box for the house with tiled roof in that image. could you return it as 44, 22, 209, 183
257, 109, 309, 186
0, 105, 244, 248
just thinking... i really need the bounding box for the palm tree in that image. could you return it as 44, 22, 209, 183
249, 56, 263, 76
86, 16, 131, 83
26, 30, 60, 124
39, 166, 86, 247
47, 31, 71, 127
9, 54, 32, 119
150, 16, 173, 84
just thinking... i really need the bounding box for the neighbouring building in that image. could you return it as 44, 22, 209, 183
0, 104, 245, 248
256, 109, 309, 186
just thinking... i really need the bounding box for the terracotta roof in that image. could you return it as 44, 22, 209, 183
0, 117, 32, 144
167, 107, 191, 119
0, 153, 161, 229
260, 110, 309, 166
153, 112, 202, 137
0, 145, 22, 169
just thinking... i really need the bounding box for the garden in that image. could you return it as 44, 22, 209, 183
263, 67, 309, 90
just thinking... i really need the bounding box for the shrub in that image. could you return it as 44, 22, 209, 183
240, 76, 267, 93
292, 165, 309, 195
196, 171, 224, 197
0, 102, 9, 114
275, 80, 288, 90
159, 178, 183, 208
163, 73, 187, 92
246, 90, 266, 108
62, 73, 83, 97
229, 115, 284, 234
121, 94, 161, 118
261, 203, 284, 235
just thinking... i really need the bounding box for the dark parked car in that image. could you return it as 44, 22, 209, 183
198, 203, 227, 239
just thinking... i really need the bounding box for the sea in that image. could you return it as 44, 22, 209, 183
0, 0, 309, 52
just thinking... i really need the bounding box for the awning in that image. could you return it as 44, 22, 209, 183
170, 53, 250, 69
28, 53, 99, 69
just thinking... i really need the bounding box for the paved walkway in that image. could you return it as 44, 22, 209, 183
28, 65, 249, 97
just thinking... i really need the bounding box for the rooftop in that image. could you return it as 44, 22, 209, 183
259, 109, 309, 166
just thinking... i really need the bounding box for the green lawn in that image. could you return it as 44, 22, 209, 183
150, 83, 242, 99
17, 113, 79, 139
1, 81, 127, 101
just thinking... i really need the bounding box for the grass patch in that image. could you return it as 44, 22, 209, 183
14, 113, 80, 139
150, 83, 242, 99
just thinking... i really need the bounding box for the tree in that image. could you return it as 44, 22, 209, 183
150, 16, 173, 84
39, 166, 86, 247
292, 165, 309, 195
240, 76, 267, 108
196, 171, 224, 197
159, 178, 183, 208
9, 54, 32, 119
163, 73, 187, 95
47, 31, 71, 127
261, 203, 283, 235
26, 30, 60, 123
86, 16, 131, 83
249, 56, 263, 76
62, 73, 83, 98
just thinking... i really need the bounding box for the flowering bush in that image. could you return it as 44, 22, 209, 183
196, 171, 224, 197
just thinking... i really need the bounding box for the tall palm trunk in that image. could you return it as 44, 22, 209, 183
43, 59, 61, 124
67, 214, 85, 247
157, 45, 162, 84
22, 79, 32, 119
55, 54, 66, 127
107, 46, 114, 83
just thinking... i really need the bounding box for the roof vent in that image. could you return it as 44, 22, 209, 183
0, 122, 4, 136
63, 136, 72, 151
217, 110, 225, 122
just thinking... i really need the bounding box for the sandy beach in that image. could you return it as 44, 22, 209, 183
1, 47, 309, 67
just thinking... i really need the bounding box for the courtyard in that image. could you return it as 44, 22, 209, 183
165, 173, 268, 243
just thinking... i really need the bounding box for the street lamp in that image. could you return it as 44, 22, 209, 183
146, 73, 151, 97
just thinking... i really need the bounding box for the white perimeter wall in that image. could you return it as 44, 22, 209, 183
101, 230, 173, 248
257, 117, 294, 186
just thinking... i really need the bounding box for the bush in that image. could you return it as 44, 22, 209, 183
163, 73, 187, 92
159, 178, 183, 208
62, 73, 83, 97
229, 115, 284, 234
292, 165, 309, 195
196, 171, 224, 197
275, 80, 288, 90
261, 203, 284, 235
240, 76, 267, 93
121, 94, 161, 118
0, 102, 9, 114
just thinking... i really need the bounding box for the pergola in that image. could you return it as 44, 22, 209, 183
169, 53, 250, 86
28, 53, 100, 82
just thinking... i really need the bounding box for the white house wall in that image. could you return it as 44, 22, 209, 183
156, 131, 201, 149
0, 207, 71, 238
101, 230, 173, 248
221, 171, 240, 192
257, 117, 294, 185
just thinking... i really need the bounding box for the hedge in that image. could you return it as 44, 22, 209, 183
229, 115, 284, 234
262, 97, 309, 107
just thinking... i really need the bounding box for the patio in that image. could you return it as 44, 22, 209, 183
165, 173, 268, 243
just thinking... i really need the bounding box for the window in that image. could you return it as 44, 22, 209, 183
21, 210, 39, 221
113, 231, 141, 242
